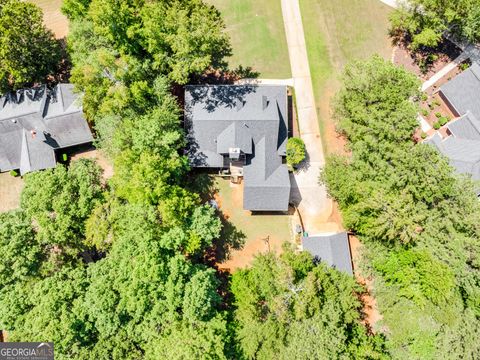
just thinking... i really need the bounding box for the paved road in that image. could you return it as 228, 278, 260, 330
281, 0, 334, 234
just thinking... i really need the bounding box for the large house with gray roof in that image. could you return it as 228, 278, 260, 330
427, 62, 480, 183
185, 85, 291, 211
0, 84, 93, 175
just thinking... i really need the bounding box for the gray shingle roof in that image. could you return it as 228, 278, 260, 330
426, 133, 480, 181
185, 85, 290, 211
447, 111, 480, 140
301, 232, 353, 275
426, 63, 480, 185
0, 84, 93, 175
216, 122, 253, 154
440, 62, 480, 119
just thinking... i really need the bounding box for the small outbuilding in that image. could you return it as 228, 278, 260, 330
301, 232, 353, 275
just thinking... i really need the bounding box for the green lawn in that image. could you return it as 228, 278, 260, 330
299, 0, 393, 151
207, 0, 291, 78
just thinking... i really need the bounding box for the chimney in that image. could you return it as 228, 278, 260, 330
262, 95, 269, 110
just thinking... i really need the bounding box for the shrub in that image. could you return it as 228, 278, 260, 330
433, 99, 441, 107
421, 132, 427, 139
421, 93, 428, 101
433, 121, 441, 130
9, 170, 18, 177
435, 112, 442, 118
439, 116, 448, 126
286, 137, 306, 167
421, 109, 429, 116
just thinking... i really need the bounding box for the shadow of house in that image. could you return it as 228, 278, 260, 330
185, 85, 291, 212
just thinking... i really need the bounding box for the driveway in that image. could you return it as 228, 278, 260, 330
281, 0, 336, 233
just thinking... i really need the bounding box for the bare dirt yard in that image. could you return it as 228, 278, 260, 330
349, 235, 383, 332
0, 172, 24, 213
212, 177, 293, 272
29, 0, 69, 39
70, 146, 114, 181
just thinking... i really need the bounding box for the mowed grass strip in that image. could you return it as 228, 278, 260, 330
207, 0, 291, 78
299, 0, 393, 152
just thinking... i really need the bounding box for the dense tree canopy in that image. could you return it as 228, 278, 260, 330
0, 0, 234, 357
65, 0, 231, 118
321, 56, 480, 359
0, 0, 61, 92
231, 247, 387, 359
389, 0, 480, 49
0, 1, 405, 359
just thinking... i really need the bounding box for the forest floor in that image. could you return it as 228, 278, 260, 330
206, 0, 291, 78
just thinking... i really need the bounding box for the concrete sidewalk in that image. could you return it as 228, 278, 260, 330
281, 0, 334, 233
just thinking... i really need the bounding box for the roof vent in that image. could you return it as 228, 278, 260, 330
262, 95, 269, 110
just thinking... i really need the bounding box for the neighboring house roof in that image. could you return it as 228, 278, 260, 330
185, 85, 290, 211
301, 232, 353, 275
427, 63, 480, 184
0, 84, 93, 175
446, 111, 480, 140
426, 132, 480, 181
440, 62, 480, 120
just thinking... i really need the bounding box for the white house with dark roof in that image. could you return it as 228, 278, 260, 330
427, 62, 480, 184
185, 85, 290, 212
0, 84, 93, 175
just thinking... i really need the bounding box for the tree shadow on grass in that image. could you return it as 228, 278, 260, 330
196, 175, 246, 267
192, 65, 260, 85
185, 172, 218, 200
204, 209, 246, 267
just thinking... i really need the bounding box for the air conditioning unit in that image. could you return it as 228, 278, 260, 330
229, 147, 241, 160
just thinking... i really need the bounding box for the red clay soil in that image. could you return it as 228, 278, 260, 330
349, 235, 383, 332
70, 147, 114, 181
393, 40, 462, 80
213, 181, 289, 272
217, 234, 284, 272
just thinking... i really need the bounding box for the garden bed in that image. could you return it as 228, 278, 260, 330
393, 39, 462, 80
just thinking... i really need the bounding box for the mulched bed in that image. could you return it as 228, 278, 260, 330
393, 39, 462, 79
